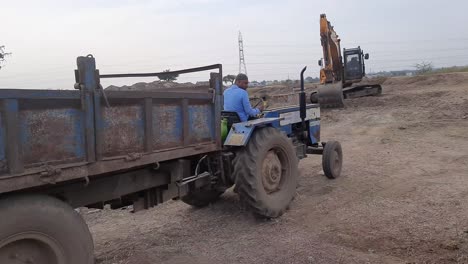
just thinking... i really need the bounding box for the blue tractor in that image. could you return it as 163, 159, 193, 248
182, 67, 343, 218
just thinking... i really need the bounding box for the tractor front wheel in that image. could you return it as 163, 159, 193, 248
322, 141, 343, 179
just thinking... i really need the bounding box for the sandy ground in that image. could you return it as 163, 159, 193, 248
84, 72, 468, 264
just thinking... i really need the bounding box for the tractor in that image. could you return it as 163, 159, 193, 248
183, 66, 344, 218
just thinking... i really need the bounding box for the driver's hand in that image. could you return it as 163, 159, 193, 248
257, 103, 265, 112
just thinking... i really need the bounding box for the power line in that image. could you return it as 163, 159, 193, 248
244, 37, 468, 47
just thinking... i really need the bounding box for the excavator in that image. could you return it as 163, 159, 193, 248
310, 14, 382, 108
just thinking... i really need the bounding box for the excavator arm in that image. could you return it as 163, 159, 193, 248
319, 14, 342, 84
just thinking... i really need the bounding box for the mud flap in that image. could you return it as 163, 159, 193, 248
317, 83, 345, 108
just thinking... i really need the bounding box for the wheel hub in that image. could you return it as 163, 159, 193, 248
0, 232, 66, 264
332, 150, 342, 175
262, 151, 283, 193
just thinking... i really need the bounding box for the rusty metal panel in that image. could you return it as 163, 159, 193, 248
101, 104, 145, 157
144, 98, 153, 152
77, 56, 97, 162
212, 72, 223, 148
0, 114, 6, 173
3, 99, 23, 174
0, 142, 219, 194
19, 107, 85, 166
0, 89, 80, 100
152, 103, 183, 149
182, 99, 189, 146
188, 103, 215, 143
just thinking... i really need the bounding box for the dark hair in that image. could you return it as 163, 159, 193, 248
235, 73, 248, 82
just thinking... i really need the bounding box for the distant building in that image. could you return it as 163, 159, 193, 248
250, 81, 261, 87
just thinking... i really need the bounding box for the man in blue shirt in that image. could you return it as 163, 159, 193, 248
223, 73, 263, 122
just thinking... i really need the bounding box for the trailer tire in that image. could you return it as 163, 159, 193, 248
233, 127, 298, 218
0, 195, 94, 264
181, 189, 224, 207
322, 141, 343, 179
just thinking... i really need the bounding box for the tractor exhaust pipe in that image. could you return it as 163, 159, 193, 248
300, 66, 307, 131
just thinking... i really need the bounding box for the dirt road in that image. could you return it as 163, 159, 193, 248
84, 72, 468, 264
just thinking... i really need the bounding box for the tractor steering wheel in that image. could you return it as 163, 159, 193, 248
252, 97, 263, 108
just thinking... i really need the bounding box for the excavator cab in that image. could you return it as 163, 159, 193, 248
343, 47, 368, 82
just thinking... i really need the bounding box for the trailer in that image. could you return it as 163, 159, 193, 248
0, 55, 342, 263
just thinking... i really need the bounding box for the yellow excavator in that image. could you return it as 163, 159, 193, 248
310, 14, 382, 108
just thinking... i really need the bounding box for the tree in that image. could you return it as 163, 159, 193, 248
414, 61, 433, 75
0, 45, 12, 70
223, 74, 236, 85
305, 76, 320, 83
305, 76, 317, 83
157, 69, 178, 82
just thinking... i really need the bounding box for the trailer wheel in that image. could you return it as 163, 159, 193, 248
233, 127, 298, 218
0, 195, 94, 264
322, 141, 343, 179
181, 189, 224, 207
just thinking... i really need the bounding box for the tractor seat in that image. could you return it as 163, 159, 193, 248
221, 111, 241, 129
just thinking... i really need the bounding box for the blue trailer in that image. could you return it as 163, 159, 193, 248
0, 55, 342, 263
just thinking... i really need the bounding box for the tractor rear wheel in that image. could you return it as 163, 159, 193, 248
233, 127, 298, 218
322, 141, 343, 179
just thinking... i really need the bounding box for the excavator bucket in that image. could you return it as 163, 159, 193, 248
316, 83, 345, 108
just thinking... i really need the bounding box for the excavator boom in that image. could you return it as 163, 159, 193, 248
319, 14, 342, 84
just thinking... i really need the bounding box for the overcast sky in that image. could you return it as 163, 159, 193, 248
1, 0, 467, 89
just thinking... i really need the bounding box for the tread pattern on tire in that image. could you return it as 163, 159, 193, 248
232, 127, 298, 218
0, 195, 94, 264
322, 141, 343, 179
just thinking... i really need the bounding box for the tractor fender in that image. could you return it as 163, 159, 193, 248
223, 117, 282, 146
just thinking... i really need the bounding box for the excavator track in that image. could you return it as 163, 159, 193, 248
310, 84, 382, 109
343, 84, 382, 99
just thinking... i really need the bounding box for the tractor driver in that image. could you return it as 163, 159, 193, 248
223, 73, 264, 122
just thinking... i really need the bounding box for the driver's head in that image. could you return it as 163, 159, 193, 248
235, 73, 249, 89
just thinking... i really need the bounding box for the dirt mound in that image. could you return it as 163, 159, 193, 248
105, 80, 210, 92
249, 83, 319, 97
359, 76, 388, 86
383, 72, 468, 87
249, 84, 319, 108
